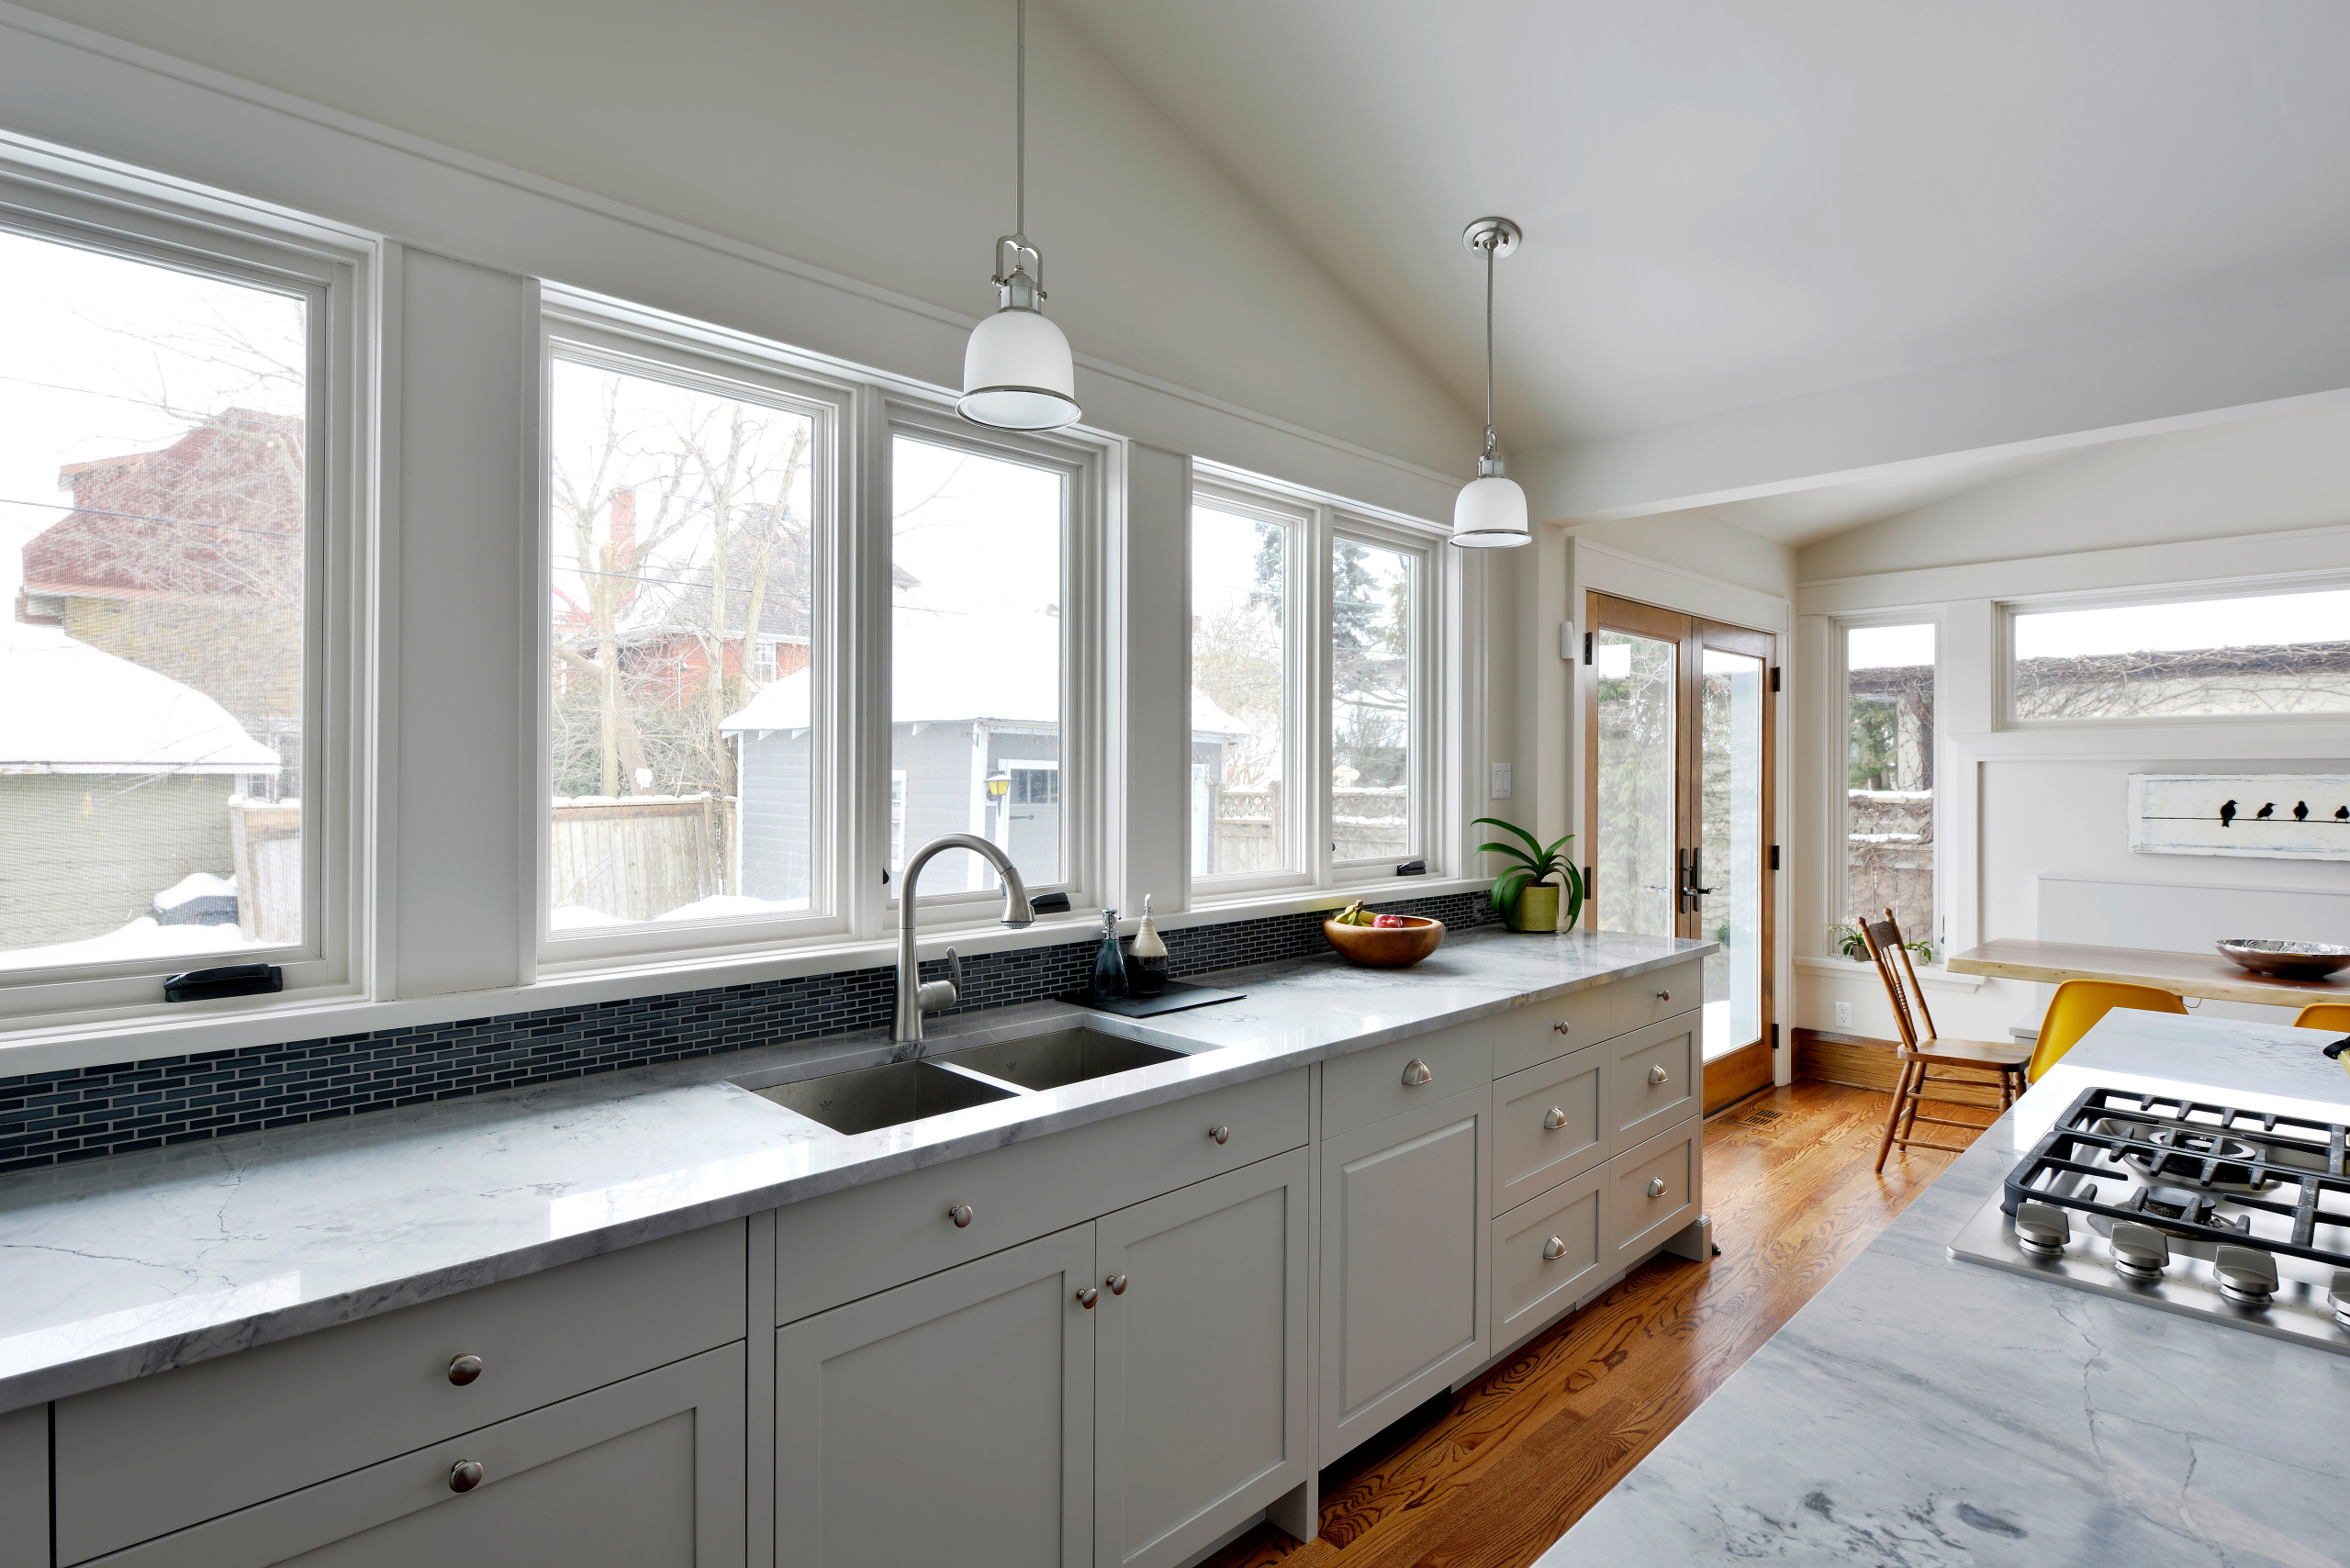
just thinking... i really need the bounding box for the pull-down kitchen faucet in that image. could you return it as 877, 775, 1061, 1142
894, 834, 1035, 1043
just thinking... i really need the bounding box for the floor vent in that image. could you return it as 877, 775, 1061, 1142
1739, 1106, 1786, 1127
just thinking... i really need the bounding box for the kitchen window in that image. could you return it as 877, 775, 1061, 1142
2004, 583, 2350, 723
1190, 487, 1304, 888
540, 316, 845, 958
1330, 532, 1419, 868
0, 170, 359, 1021
1841, 621, 1937, 953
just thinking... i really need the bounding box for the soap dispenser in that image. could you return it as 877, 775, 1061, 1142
1126, 895, 1169, 996
1090, 908, 1128, 1002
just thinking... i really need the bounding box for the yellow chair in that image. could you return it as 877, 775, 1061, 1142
2027, 980, 2187, 1081
2293, 1002, 2350, 1033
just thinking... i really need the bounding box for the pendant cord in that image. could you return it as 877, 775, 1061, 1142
1015, 0, 1026, 240
1483, 236, 1496, 445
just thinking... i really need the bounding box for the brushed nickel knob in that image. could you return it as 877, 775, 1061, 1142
1208, 1125, 1231, 1145
1552, 1021, 1572, 1035
1402, 1058, 1433, 1087
1076, 1286, 1099, 1309
1655, 990, 1672, 1002
449, 1460, 484, 1494
948, 1204, 974, 1229
1541, 1237, 1566, 1261
1542, 1107, 1568, 1131
2109, 1221, 2169, 1282
1648, 1064, 1669, 1085
1105, 1273, 1128, 1296
446, 1353, 483, 1387
1647, 1177, 1668, 1198
2013, 1203, 2071, 1259
2213, 1246, 2278, 1307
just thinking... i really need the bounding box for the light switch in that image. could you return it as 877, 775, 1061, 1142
1490, 763, 1513, 800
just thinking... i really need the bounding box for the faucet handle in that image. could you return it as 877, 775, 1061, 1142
946, 946, 964, 997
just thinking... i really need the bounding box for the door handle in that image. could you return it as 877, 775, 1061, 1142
1678, 847, 1718, 910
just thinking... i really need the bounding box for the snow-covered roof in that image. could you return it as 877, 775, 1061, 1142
0, 625, 281, 775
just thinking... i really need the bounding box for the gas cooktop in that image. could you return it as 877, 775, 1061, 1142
1949, 1084, 2350, 1354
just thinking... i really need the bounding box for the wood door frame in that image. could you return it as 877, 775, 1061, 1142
1581, 592, 1776, 1114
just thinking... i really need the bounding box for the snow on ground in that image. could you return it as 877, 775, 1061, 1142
152, 872, 238, 910
549, 893, 812, 932
0, 915, 257, 972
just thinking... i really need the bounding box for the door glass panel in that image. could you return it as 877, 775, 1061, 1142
1592, 630, 1676, 939
1699, 648, 1763, 1061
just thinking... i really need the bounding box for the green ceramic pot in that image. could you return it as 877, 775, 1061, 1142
1507, 882, 1561, 933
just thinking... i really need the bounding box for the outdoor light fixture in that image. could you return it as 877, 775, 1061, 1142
959, 0, 1080, 431
1450, 217, 1530, 548
985, 771, 1013, 800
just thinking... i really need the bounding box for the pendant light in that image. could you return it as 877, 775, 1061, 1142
1449, 217, 1530, 548
959, 0, 1080, 431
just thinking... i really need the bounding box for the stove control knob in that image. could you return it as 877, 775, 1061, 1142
2013, 1202, 2070, 1259
2212, 1245, 2278, 1308
2109, 1221, 2170, 1283
2327, 1269, 2350, 1329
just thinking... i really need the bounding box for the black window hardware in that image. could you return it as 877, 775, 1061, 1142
164, 963, 283, 1004
1395, 859, 1427, 877
1030, 891, 1072, 913
1770, 665, 1781, 692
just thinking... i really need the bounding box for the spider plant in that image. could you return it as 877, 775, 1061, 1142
1473, 817, 1584, 925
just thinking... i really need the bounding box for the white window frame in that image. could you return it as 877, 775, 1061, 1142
0, 152, 366, 1028
1187, 479, 1312, 897
1186, 466, 1449, 904
876, 406, 1107, 932
1830, 612, 1943, 953
1996, 570, 2350, 733
533, 307, 854, 970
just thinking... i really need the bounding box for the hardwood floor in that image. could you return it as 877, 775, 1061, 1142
1205, 1080, 1994, 1568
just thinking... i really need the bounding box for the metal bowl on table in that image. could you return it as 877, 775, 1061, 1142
2214, 938, 2350, 980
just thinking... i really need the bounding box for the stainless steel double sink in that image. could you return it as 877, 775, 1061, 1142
747, 1026, 1186, 1137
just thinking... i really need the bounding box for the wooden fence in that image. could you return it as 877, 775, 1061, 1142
551, 794, 722, 924
229, 798, 302, 945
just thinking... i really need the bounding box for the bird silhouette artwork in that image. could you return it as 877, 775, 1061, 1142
2219, 799, 2237, 827
2338, 806, 2349, 821
2255, 802, 2276, 820
2295, 801, 2310, 822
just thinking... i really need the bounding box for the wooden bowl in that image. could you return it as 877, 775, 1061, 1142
2215, 938, 2350, 980
1323, 915, 1445, 969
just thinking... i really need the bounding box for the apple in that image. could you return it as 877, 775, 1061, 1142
1373, 913, 1406, 928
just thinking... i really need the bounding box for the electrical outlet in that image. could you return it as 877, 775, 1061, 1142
1834, 1000, 1853, 1029
1490, 763, 1513, 800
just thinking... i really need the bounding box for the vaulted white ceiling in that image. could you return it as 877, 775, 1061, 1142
1059, 0, 2350, 520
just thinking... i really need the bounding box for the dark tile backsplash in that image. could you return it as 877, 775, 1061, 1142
0, 890, 1494, 1173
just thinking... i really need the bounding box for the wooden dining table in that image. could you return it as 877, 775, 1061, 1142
1945, 938, 2350, 1010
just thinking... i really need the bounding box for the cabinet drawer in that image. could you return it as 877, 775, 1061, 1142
1607, 1117, 1699, 1263
55, 1220, 745, 1566
1492, 1166, 1606, 1346
1490, 1044, 1606, 1215
1614, 959, 1701, 1034
1320, 1020, 1492, 1138
775, 1067, 1307, 1324
1491, 986, 1614, 1079
1608, 1014, 1699, 1150
90, 1343, 744, 1568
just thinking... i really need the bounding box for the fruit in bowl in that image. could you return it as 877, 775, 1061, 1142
1324, 905, 1445, 969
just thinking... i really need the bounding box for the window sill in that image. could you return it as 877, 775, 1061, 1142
1794, 954, 1986, 992
0, 878, 1495, 1078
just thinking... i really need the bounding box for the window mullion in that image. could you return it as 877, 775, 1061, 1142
1309, 505, 1337, 889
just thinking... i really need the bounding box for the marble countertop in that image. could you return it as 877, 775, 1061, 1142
0, 926, 1710, 1414
1546, 1009, 2350, 1567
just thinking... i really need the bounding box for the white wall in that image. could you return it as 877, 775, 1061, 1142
6, 0, 1475, 480
1794, 409, 2350, 1047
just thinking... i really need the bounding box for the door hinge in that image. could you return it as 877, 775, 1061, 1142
1582, 864, 1595, 903
1583, 632, 1593, 666
1769, 665, 1781, 692
1769, 844, 1780, 871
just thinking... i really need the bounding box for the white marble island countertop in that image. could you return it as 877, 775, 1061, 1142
1545, 1010, 2350, 1566
0, 926, 1711, 1414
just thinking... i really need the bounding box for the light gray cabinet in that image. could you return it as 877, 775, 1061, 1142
1317, 1084, 1489, 1461
1, 1401, 44, 1568
775, 1223, 1098, 1568
1093, 1148, 1310, 1568
94, 1344, 745, 1568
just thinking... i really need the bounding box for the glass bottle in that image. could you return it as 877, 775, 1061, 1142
1126, 894, 1169, 996
1090, 908, 1128, 1002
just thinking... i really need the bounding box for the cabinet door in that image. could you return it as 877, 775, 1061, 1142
775, 1224, 1095, 1568
95, 1344, 744, 1568
1, 1402, 44, 1568
1094, 1149, 1309, 1568
1317, 1085, 1489, 1462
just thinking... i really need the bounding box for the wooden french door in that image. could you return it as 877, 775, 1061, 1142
1581, 593, 1775, 1114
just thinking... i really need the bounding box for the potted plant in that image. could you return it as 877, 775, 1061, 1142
1474, 817, 1585, 933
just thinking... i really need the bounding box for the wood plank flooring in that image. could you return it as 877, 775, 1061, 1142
1204, 1080, 1994, 1568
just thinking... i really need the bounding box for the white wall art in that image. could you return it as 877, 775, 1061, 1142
2128, 773, 2350, 861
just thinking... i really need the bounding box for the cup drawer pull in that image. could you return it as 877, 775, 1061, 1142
1401, 1058, 1433, 1087
1647, 1177, 1668, 1198
1648, 1064, 1670, 1085
1541, 1106, 1568, 1131
1541, 1236, 1567, 1261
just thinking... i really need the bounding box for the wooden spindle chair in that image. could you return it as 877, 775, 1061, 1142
1859, 909, 2031, 1173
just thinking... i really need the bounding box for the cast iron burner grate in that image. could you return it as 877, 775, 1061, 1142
2001, 1086, 2350, 1271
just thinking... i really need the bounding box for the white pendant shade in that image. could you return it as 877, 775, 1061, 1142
1450, 472, 1530, 546
960, 304, 1080, 431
